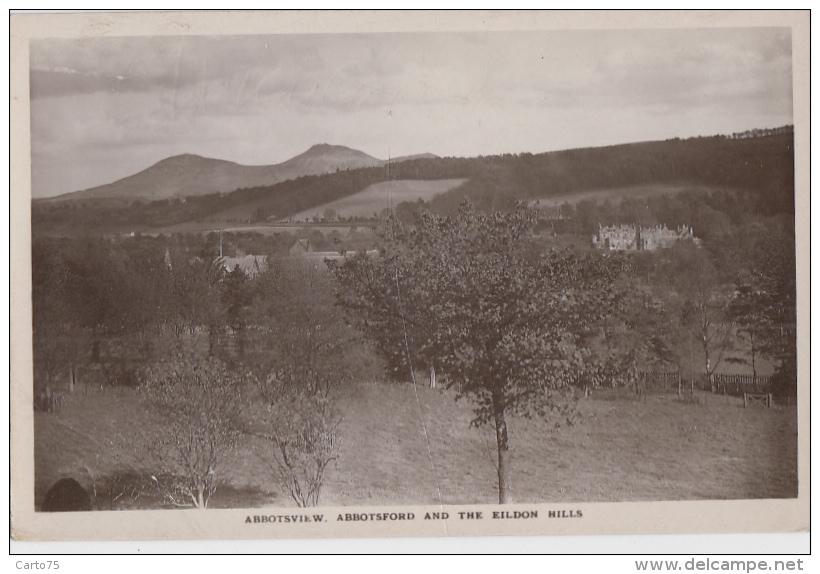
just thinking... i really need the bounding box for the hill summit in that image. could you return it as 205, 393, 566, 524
51, 144, 435, 202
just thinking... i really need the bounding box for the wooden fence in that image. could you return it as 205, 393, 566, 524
638, 371, 773, 395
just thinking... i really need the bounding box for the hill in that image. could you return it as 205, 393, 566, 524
56, 154, 284, 201
32, 129, 794, 236
426, 131, 795, 216
48, 145, 437, 202
271, 144, 381, 181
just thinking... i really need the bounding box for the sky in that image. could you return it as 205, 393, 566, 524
29, 28, 793, 198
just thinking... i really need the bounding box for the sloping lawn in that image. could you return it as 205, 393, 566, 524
33, 382, 798, 510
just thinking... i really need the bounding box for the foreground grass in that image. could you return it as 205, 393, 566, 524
34, 382, 798, 510
323, 384, 798, 505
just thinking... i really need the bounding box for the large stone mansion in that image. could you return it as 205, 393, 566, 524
592, 223, 699, 251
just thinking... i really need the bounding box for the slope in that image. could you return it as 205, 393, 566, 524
288, 179, 468, 221
50, 145, 434, 203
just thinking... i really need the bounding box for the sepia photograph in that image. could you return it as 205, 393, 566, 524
9, 10, 809, 543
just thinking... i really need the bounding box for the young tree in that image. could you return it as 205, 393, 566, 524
641, 288, 701, 395
332, 204, 626, 503
245, 383, 339, 507
727, 285, 771, 384
653, 243, 733, 389
237, 259, 364, 506
139, 355, 249, 509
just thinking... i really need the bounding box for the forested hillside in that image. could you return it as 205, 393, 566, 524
428, 131, 794, 215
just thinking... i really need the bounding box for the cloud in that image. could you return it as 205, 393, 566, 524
28, 28, 795, 197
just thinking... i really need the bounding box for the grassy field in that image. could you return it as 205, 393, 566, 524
33, 382, 798, 510
529, 184, 724, 208
290, 179, 468, 221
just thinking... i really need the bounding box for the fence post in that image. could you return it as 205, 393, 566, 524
743, 393, 747, 408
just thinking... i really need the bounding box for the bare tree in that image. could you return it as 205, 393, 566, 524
246, 384, 339, 507
139, 356, 249, 509
652, 243, 733, 390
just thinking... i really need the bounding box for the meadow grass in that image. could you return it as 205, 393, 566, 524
34, 381, 798, 509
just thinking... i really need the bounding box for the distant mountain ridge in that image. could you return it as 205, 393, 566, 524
50, 144, 437, 202
32, 129, 793, 238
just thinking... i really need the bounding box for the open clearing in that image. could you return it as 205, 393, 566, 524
34, 382, 797, 510
290, 179, 468, 221
144, 222, 366, 237
530, 184, 725, 208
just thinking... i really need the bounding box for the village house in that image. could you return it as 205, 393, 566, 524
216, 254, 269, 278
592, 223, 699, 251
289, 238, 378, 263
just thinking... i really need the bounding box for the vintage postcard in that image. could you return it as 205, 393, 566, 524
9, 10, 810, 544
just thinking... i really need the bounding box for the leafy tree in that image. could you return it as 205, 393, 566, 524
332, 203, 626, 503
251, 258, 369, 396
728, 219, 797, 394
593, 266, 669, 389
32, 240, 84, 394
222, 265, 253, 358
167, 256, 223, 337
111, 240, 174, 361
32, 237, 174, 369
752, 223, 797, 361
